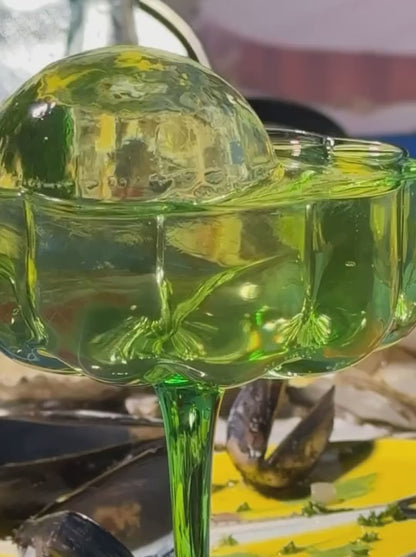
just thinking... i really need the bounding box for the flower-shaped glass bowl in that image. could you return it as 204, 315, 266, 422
0, 43, 411, 557
0, 129, 407, 387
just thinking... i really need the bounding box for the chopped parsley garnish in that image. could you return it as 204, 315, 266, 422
357, 503, 406, 527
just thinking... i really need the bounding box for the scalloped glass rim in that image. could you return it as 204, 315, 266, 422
268, 127, 407, 164
0, 130, 407, 210
328, 136, 408, 167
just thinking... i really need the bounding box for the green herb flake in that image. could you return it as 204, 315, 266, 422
236, 502, 252, 512
359, 531, 379, 543
350, 540, 371, 556
279, 540, 305, 554
219, 535, 239, 547
301, 501, 336, 517
357, 503, 406, 527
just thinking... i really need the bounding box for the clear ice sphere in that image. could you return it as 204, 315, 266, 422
0, 45, 276, 203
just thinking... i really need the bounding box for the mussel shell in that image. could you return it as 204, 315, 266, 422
17, 511, 134, 557
0, 419, 131, 463
0, 416, 171, 550
226, 382, 335, 490
36, 440, 171, 551
0, 419, 131, 534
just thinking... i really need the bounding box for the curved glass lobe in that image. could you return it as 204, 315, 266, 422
325, 138, 416, 350
268, 137, 407, 378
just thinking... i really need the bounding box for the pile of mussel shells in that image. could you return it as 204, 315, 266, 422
0, 336, 415, 557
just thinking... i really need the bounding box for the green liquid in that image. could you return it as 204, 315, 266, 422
6, 187, 399, 383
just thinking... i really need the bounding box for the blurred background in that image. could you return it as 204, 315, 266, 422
1, 0, 416, 152
186, 0, 416, 151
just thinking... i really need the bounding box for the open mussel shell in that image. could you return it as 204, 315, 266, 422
0, 365, 169, 548
0, 418, 132, 463
1, 423, 172, 551
0, 417, 167, 536
34, 439, 172, 552
16, 511, 134, 557
0, 419, 129, 533
226, 380, 336, 490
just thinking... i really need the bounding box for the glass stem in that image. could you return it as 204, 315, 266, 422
156, 382, 223, 557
